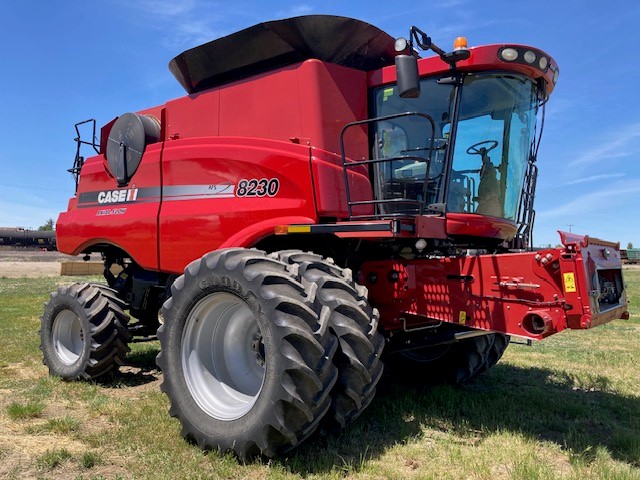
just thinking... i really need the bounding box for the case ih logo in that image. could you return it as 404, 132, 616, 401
78, 182, 265, 209
97, 188, 139, 204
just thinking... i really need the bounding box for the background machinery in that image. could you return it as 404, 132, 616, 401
0, 227, 56, 250
40, 15, 628, 459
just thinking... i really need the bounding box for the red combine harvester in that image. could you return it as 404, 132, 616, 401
41, 16, 628, 458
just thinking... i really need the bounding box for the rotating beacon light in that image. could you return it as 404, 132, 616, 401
453, 36, 468, 53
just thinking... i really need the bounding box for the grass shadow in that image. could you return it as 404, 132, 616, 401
126, 345, 161, 370
98, 345, 161, 388
277, 363, 640, 475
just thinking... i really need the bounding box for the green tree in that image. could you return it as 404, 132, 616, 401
628, 242, 634, 250
38, 218, 55, 231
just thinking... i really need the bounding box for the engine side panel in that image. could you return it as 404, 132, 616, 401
158, 138, 317, 273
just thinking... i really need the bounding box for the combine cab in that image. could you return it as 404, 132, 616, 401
41, 15, 628, 459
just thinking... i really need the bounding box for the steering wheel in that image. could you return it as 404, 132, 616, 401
466, 140, 498, 155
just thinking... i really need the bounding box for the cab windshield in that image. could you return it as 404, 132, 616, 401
372, 73, 540, 221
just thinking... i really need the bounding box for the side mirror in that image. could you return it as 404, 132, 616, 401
395, 54, 420, 98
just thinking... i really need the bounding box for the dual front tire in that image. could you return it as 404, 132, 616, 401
157, 248, 384, 459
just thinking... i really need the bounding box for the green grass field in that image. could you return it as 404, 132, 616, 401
0, 272, 639, 479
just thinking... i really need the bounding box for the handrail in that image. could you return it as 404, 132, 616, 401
68, 119, 100, 191
339, 111, 437, 219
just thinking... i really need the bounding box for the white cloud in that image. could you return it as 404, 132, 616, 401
568, 122, 640, 167
543, 97, 574, 120
168, 20, 224, 50
0, 200, 61, 230
561, 173, 625, 186
120, 0, 198, 17
114, 0, 233, 50
537, 179, 640, 219
435, 0, 470, 7
0, 180, 68, 229
277, 4, 314, 17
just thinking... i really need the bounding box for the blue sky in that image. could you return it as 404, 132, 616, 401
1, 0, 639, 248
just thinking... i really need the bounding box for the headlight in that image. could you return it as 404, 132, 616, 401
498, 46, 553, 75
500, 48, 518, 61
524, 51, 536, 64
539, 56, 549, 70
394, 37, 408, 52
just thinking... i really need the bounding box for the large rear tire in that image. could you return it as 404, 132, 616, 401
157, 248, 338, 459
272, 250, 384, 432
386, 333, 493, 385
476, 333, 510, 375
40, 283, 131, 380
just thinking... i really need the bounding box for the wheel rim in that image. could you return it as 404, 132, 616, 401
52, 310, 84, 365
182, 292, 265, 421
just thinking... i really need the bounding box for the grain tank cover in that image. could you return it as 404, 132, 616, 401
169, 15, 397, 94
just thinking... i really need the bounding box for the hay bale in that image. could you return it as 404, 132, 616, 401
60, 261, 104, 276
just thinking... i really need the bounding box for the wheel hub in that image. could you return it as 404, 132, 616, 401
251, 334, 265, 367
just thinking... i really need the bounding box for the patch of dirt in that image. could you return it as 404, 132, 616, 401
0, 444, 129, 480
0, 248, 96, 263
0, 365, 131, 479
0, 249, 101, 278
0, 261, 61, 278
0, 363, 47, 381
111, 366, 163, 397
0, 396, 89, 479
0, 430, 87, 456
